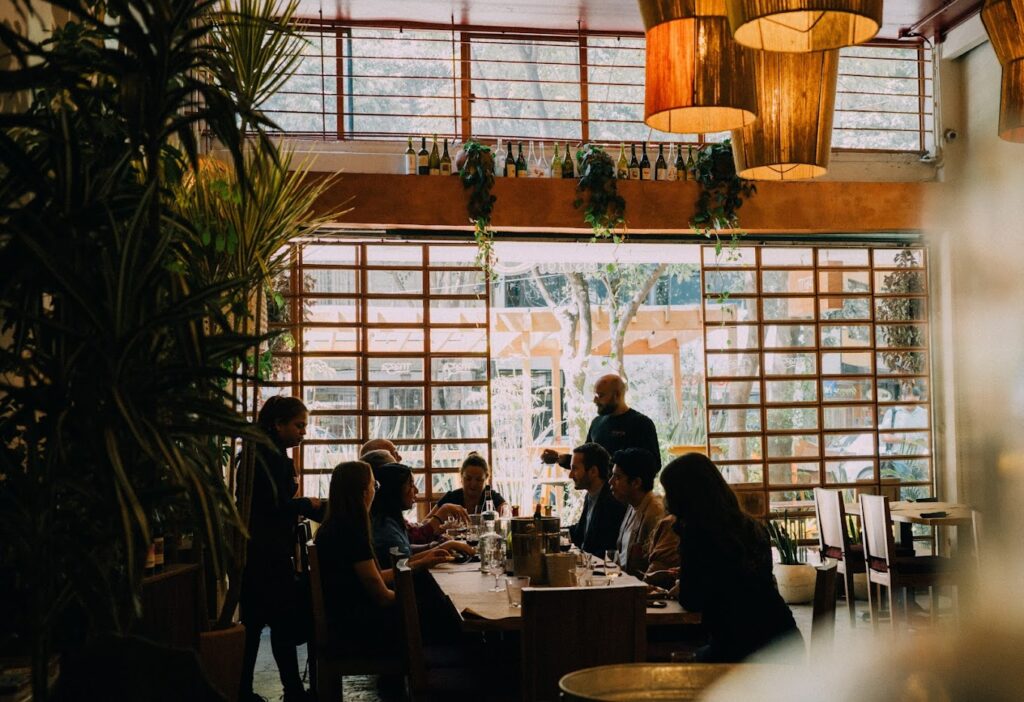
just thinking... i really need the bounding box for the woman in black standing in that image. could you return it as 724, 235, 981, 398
239, 396, 324, 702
660, 453, 801, 663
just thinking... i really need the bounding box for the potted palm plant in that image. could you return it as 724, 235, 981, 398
765, 513, 816, 604
0, 0, 341, 699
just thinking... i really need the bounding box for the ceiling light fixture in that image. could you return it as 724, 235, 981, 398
725, 0, 882, 52
981, 0, 1024, 142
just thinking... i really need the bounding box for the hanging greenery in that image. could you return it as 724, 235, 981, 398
459, 140, 497, 278
574, 144, 626, 241
690, 139, 757, 259
876, 249, 927, 375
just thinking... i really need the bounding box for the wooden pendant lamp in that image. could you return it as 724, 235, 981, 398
982, 0, 1024, 142
640, 0, 758, 134
725, 0, 882, 52
731, 50, 840, 180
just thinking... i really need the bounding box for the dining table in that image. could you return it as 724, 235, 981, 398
429, 561, 700, 632
845, 500, 973, 547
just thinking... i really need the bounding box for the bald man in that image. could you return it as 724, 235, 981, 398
543, 374, 661, 469
360, 438, 401, 463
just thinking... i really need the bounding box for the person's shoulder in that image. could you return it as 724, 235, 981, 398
627, 407, 656, 425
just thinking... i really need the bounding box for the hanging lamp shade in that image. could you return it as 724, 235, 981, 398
981, 0, 1024, 142
731, 50, 839, 180
640, 0, 758, 134
725, 0, 882, 52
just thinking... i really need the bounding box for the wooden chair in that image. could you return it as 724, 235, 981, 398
521, 584, 647, 702
813, 487, 862, 626
306, 542, 406, 702
859, 495, 954, 632
809, 562, 838, 660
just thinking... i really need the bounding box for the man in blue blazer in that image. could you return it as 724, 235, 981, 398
567, 442, 628, 557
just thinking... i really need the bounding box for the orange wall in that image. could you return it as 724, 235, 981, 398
309, 173, 933, 235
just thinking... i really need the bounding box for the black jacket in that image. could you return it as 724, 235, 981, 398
569, 482, 627, 557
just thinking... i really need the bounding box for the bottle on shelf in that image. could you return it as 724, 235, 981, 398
428, 135, 441, 175
685, 145, 697, 181
505, 141, 517, 177
628, 144, 640, 180
440, 138, 452, 176
404, 137, 416, 175
515, 142, 528, 177
640, 142, 652, 181
525, 140, 537, 178
654, 143, 667, 181
561, 143, 574, 179
550, 142, 563, 178
533, 141, 549, 177
417, 136, 429, 175
673, 143, 685, 181
495, 138, 504, 176
616, 142, 629, 179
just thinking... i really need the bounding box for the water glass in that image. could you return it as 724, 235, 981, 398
604, 550, 622, 584
506, 575, 530, 608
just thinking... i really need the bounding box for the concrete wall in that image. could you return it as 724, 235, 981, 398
928, 35, 1024, 523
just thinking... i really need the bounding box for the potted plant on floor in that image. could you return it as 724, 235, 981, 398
766, 513, 816, 604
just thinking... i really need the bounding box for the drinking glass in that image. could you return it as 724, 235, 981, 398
485, 541, 505, 592
559, 528, 572, 552
506, 576, 530, 608
604, 550, 621, 584
573, 549, 592, 586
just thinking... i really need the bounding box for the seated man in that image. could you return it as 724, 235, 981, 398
360, 437, 402, 463
608, 448, 680, 579
567, 442, 627, 557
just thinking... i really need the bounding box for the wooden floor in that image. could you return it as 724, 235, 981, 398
253, 594, 942, 701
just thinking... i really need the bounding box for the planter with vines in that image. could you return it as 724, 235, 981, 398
573, 144, 626, 241
690, 139, 756, 261
458, 140, 497, 278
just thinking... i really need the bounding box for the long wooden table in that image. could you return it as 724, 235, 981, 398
845, 500, 973, 547
429, 561, 699, 632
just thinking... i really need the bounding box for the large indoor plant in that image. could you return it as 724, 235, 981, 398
0, 0, 325, 697
766, 513, 816, 604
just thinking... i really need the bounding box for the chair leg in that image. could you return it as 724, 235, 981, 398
844, 569, 857, 627
930, 586, 940, 625
886, 585, 898, 634
866, 579, 878, 631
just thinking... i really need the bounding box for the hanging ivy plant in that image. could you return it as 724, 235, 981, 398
458, 140, 497, 278
876, 249, 926, 375
573, 144, 626, 241
690, 139, 756, 260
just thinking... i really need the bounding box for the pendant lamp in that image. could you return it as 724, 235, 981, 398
981, 0, 1024, 142
731, 50, 839, 180
640, 0, 758, 134
725, 0, 882, 52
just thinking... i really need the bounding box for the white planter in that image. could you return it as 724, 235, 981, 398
773, 563, 817, 604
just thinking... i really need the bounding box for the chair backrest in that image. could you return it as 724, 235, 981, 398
813, 488, 849, 561
971, 509, 983, 571
296, 520, 312, 573
393, 559, 427, 689
809, 562, 838, 659
305, 541, 331, 652
521, 584, 647, 702
859, 494, 895, 575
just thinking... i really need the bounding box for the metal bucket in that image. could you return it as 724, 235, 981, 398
511, 516, 560, 583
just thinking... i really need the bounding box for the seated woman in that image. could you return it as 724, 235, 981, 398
431, 452, 507, 515
660, 453, 802, 663
313, 461, 449, 652
371, 462, 475, 562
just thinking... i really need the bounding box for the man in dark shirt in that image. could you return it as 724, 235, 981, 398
542, 373, 661, 468
566, 442, 627, 557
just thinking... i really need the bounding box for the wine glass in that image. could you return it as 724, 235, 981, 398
604, 549, 621, 584
485, 540, 505, 592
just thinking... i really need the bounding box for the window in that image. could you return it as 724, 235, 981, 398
270, 22, 934, 152
703, 246, 933, 527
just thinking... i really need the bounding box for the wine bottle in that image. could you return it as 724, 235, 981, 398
505, 141, 517, 177
628, 144, 640, 180
640, 142, 652, 181
550, 142, 563, 178
440, 138, 452, 176
654, 144, 667, 181
515, 142, 528, 177
685, 145, 696, 181
495, 138, 504, 176
534, 141, 549, 178
417, 136, 429, 175
616, 142, 628, 179
674, 143, 685, 181
526, 140, 537, 178
561, 144, 574, 179
428, 135, 441, 175
404, 137, 416, 175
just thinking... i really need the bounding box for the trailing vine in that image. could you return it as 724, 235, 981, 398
690, 139, 756, 262
573, 144, 626, 242
876, 249, 926, 375
459, 140, 497, 278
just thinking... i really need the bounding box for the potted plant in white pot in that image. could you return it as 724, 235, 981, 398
766, 513, 816, 604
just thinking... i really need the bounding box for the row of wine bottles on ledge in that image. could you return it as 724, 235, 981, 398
404, 135, 701, 181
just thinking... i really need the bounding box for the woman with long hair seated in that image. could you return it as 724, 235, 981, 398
660, 453, 802, 663
372, 463, 475, 562
313, 461, 449, 652
431, 452, 507, 515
